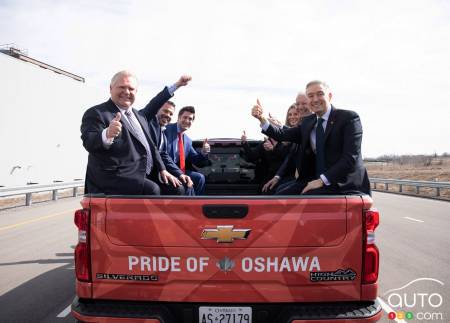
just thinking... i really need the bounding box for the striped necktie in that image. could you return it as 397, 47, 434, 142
124, 110, 153, 174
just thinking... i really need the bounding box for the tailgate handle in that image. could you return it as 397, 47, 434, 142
203, 205, 248, 218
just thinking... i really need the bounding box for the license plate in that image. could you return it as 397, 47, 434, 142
199, 306, 252, 323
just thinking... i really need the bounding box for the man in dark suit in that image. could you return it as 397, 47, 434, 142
165, 106, 210, 195
139, 76, 195, 194
252, 81, 370, 195
81, 70, 184, 195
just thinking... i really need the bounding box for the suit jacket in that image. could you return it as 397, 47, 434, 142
275, 143, 298, 178
164, 123, 209, 169
263, 106, 370, 195
242, 140, 293, 183
81, 99, 165, 195
139, 87, 183, 177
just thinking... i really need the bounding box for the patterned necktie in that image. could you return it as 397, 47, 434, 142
177, 132, 185, 173
124, 110, 153, 174
315, 117, 325, 178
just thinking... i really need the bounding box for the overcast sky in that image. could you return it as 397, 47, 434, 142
1, 0, 449, 157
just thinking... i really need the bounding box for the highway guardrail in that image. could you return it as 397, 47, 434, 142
370, 178, 450, 198
1, 179, 448, 207
0, 181, 84, 206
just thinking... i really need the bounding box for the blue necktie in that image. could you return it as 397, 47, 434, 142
315, 117, 325, 178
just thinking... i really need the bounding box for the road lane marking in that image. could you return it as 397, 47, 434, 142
377, 297, 406, 323
56, 304, 71, 318
0, 210, 74, 231
403, 216, 424, 223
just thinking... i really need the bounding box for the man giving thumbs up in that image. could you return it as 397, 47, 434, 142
81, 70, 185, 196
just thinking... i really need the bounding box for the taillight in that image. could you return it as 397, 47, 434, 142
365, 208, 379, 231
362, 208, 379, 284
74, 208, 91, 282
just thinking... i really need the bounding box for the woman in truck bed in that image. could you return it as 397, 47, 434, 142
240, 104, 299, 193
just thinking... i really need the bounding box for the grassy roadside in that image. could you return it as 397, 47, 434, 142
366, 156, 450, 200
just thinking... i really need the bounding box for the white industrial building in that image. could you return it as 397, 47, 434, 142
0, 47, 103, 187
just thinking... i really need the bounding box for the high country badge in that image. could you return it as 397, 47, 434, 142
310, 269, 357, 282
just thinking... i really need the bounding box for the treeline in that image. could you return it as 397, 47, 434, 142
364, 153, 449, 166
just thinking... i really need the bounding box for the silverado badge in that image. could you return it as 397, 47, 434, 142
201, 225, 251, 243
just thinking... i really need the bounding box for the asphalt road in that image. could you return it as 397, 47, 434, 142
0, 193, 448, 323
374, 193, 449, 322
0, 197, 78, 323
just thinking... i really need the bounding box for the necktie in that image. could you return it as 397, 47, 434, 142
315, 117, 325, 178
124, 110, 153, 174
177, 132, 185, 173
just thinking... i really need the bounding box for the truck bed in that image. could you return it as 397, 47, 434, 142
72, 139, 381, 323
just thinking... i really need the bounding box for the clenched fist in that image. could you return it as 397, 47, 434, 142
175, 75, 192, 88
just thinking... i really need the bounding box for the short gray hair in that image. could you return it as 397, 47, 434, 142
306, 80, 329, 90
110, 70, 137, 87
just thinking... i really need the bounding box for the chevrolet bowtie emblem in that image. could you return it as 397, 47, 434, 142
201, 225, 251, 243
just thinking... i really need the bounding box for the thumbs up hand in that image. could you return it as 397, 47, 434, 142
268, 112, 282, 127
201, 138, 210, 155
252, 98, 266, 124
263, 137, 274, 151
241, 130, 247, 143
106, 112, 122, 139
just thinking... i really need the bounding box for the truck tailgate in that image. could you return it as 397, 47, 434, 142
88, 196, 364, 303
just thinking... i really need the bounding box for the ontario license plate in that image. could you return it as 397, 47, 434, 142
199, 306, 252, 323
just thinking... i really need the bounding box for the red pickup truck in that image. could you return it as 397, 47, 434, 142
71, 139, 381, 323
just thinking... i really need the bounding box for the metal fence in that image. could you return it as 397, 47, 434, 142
1, 179, 449, 207
0, 181, 84, 206
370, 178, 450, 198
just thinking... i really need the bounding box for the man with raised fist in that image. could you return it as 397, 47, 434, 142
81, 70, 186, 195
140, 75, 195, 195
